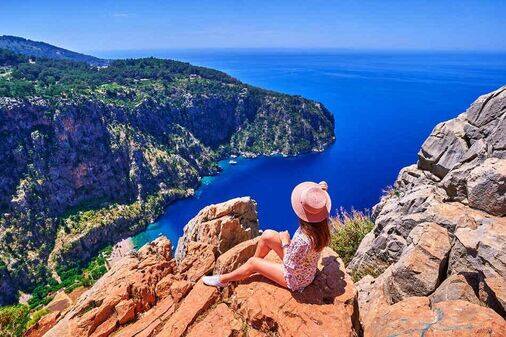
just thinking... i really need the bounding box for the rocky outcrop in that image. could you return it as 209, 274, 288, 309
175, 197, 259, 260
25, 312, 61, 337
37, 197, 359, 337
348, 86, 506, 335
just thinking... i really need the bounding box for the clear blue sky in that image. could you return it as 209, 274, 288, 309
1, 0, 505, 52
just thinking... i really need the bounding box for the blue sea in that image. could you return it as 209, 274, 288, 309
96, 49, 506, 248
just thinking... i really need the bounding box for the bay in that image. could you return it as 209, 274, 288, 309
95, 50, 506, 247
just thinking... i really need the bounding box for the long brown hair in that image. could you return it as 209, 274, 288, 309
299, 218, 330, 251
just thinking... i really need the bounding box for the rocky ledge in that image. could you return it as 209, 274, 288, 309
29, 197, 359, 337
348, 86, 506, 335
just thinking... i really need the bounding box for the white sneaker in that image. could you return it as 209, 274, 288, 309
202, 275, 228, 287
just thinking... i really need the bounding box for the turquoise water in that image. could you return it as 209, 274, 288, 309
108, 50, 506, 248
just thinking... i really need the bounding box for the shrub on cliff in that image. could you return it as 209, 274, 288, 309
329, 209, 374, 266
27, 246, 112, 309
0, 304, 29, 337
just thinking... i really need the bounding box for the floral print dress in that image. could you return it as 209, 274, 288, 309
282, 227, 320, 291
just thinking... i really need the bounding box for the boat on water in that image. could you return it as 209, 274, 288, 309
229, 160, 238, 165
230, 154, 237, 158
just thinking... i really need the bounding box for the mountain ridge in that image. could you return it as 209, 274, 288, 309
0, 35, 109, 66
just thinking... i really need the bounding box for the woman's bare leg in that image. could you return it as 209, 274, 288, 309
254, 229, 284, 260
220, 257, 287, 287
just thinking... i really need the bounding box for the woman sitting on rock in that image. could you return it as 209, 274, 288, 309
203, 181, 331, 292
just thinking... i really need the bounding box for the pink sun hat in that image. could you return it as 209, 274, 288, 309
291, 181, 332, 223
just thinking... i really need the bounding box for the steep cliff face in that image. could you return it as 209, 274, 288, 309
31, 198, 359, 337
0, 51, 335, 300
348, 86, 506, 335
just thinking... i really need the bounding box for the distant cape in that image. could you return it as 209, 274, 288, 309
0, 35, 109, 66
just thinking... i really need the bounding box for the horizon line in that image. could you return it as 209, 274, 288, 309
88, 46, 506, 55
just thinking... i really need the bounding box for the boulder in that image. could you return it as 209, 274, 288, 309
447, 219, 506, 315
356, 224, 451, 330
110, 297, 175, 337
385, 223, 451, 303
45, 290, 72, 313
176, 242, 216, 282
175, 197, 259, 260
168, 279, 193, 303
366, 297, 506, 337
448, 220, 505, 280
114, 299, 136, 325
214, 236, 260, 274
25, 312, 61, 337
466, 86, 506, 128
430, 274, 481, 305
466, 158, 506, 216
43, 237, 174, 337
418, 116, 469, 178
231, 248, 359, 337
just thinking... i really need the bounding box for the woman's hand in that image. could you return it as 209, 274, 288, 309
280, 230, 290, 246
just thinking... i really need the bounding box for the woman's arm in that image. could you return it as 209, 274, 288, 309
280, 230, 291, 256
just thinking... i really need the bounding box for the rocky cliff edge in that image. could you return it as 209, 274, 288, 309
348, 86, 506, 336
29, 197, 359, 337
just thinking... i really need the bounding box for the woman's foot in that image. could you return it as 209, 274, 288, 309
202, 275, 228, 287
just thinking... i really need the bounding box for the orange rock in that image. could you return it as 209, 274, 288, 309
232, 248, 359, 337
43, 237, 174, 337
25, 311, 60, 337
214, 237, 259, 274
175, 197, 259, 260
40, 199, 363, 337
115, 299, 136, 325
89, 313, 118, 337
45, 290, 72, 313
169, 279, 193, 303
111, 297, 175, 337
177, 242, 215, 282
155, 274, 177, 299
157, 280, 219, 337
247, 329, 269, 337
365, 297, 506, 337
67, 286, 88, 303
186, 303, 243, 337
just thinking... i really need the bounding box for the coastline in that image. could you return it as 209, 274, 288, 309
51, 143, 336, 275
131, 146, 334, 249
